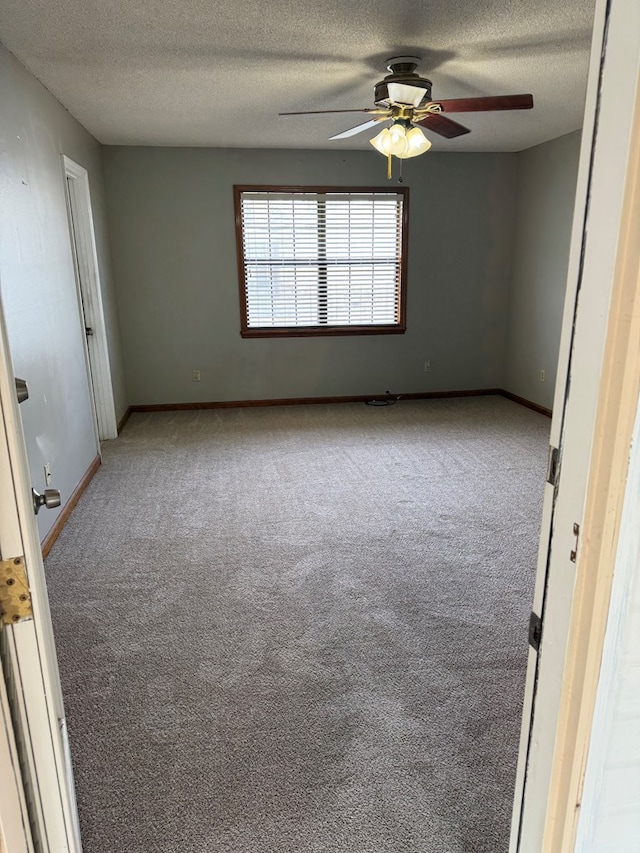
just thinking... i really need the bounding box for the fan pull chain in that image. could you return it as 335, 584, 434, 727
387, 154, 392, 180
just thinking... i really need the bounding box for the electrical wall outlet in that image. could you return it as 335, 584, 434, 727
44, 463, 52, 486
424, 360, 432, 372
539, 369, 546, 383
192, 369, 201, 382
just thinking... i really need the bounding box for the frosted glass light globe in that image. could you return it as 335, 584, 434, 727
385, 124, 408, 156
396, 126, 431, 159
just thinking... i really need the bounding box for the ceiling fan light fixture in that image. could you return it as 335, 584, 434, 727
370, 123, 430, 159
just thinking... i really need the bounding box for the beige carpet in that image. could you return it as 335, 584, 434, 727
44, 396, 549, 852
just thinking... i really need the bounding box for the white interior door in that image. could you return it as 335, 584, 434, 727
65, 174, 101, 450
511, 1, 640, 849
63, 155, 118, 442
0, 292, 82, 852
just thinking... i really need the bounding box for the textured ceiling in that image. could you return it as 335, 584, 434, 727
0, 0, 596, 151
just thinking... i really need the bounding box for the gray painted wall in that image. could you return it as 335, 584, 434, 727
103, 146, 518, 404
0, 43, 127, 539
504, 131, 582, 409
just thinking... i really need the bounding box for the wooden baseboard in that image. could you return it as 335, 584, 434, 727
499, 389, 552, 418
41, 455, 101, 559
129, 388, 504, 413
117, 407, 132, 433
124, 388, 550, 417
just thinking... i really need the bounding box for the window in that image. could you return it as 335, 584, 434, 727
234, 186, 409, 337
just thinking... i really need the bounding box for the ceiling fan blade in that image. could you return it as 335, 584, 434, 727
417, 113, 471, 139
429, 94, 534, 113
329, 117, 389, 140
279, 108, 386, 116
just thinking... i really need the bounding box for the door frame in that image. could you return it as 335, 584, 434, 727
62, 155, 118, 441
542, 27, 640, 849
512, 0, 640, 849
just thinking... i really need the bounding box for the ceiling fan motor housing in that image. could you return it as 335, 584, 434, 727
374, 57, 433, 108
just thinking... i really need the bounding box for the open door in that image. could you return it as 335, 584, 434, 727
0, 293, 82, 852
511, 1, 640, 849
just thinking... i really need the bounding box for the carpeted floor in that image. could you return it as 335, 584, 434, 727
44, 396, 549, 853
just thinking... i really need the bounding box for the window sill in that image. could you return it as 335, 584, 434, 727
240, 325, 407, 339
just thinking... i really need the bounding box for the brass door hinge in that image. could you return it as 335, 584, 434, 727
0, 557, 33, 626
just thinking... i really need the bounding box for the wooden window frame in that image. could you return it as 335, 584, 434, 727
233, 185, 409, 338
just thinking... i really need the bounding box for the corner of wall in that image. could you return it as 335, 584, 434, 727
503, 132, 582, 410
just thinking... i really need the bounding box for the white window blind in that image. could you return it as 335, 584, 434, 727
236, 188, 407, 334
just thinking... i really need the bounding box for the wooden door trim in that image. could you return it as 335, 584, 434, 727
542, 46, 640, 853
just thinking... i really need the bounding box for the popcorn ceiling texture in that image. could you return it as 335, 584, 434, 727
44, 396, 549, 852
0, 0, 594, 149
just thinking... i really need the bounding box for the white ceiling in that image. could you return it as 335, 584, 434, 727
0, 0, 595, 151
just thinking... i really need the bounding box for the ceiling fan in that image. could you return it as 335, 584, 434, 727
279, 56, 534, 177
